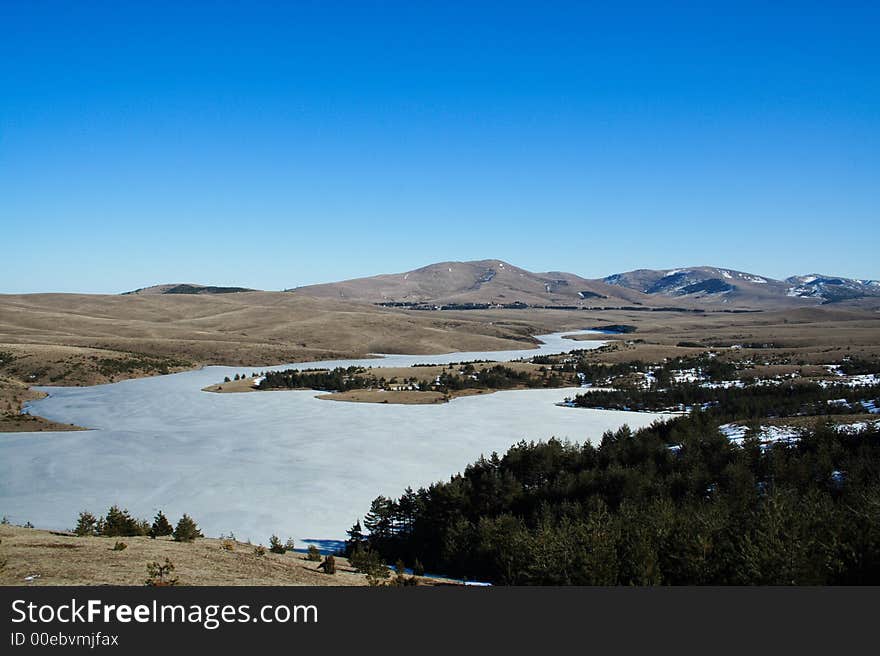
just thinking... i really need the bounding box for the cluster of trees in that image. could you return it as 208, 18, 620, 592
258, 366, 376, 392
436, 364, 563, 391
350, 416, 880, 584
259, 363, 578, 395
74, 507, 202, 542
571, 354, 735, 387
571, 381, 880, 419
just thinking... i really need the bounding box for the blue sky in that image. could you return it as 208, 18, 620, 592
1, 1, 878, 293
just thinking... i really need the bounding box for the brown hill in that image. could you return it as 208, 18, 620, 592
289, 260, 652, 307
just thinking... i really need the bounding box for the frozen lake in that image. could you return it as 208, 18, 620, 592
0, 331, 669, 545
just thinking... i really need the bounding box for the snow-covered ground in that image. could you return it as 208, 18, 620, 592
819, 374, 880, 388
1, 331, 670, 545
718, 423, 802, 446
835, 420, 880, 434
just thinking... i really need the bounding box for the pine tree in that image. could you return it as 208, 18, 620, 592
74, 511, 98, 536
172, 514, 203, 542
397, 487, 418, 534
151, 511, 173, 537
269, 535, 285, 554
345, 519, 365, 554
103, 505, 143, 537
363, 496, 395, 540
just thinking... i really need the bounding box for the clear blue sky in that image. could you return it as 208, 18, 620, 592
2, 1, 877, 293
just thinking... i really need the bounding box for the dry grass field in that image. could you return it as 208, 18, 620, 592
0, 525, 453, 587
0, 292, 538, 368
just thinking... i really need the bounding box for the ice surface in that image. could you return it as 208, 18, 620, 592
1, 331, 669, 545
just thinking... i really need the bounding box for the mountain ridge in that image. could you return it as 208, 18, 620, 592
129, 261, 880, 308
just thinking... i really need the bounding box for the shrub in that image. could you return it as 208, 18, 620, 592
151, 511, 173, 537
412, 558, 425, 576
112, 541, 127, 551
306, 545, 322, 562
269, 535, 285, 554
390, 559, 418, 586
145, 558, 178, 586
318, 555, 336, 574
254, 545, 267, 556
172, 514, 203, 542
221, 540, 235, 551
349, 547, 389, 580
284, 538, 296, 552
74, 511, 99, 536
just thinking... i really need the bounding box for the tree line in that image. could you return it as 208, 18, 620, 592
570, 380, 880, 418
74, 506, 203, 542
347, 414, 880, 584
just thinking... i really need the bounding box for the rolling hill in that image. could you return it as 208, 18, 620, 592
288, 260, 652, 307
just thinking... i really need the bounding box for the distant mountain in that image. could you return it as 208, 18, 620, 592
603, 267, 880, 305
291, 261, 880, 309
289, 260, 650, 307
784, 275, 880, 303
123, 284, 257, 295
601, 267, 790, 305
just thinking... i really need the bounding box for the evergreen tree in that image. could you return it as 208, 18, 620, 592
103, 505, 143, 537
363, 496, 395, 540
74, 511, 98, 536
172, 514, 203, 542
151, 511, 173, 537
345, 519, 365, 554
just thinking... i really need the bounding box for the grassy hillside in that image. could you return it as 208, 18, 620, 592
0, 525, 452, 586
